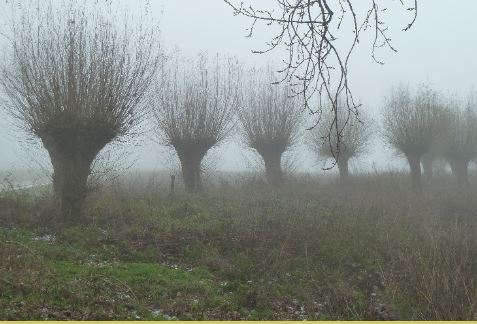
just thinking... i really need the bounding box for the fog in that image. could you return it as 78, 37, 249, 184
3, 2, 477, 319
0, 0, 476, 175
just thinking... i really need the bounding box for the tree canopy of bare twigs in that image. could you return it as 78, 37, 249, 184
0, 0, 160, 219
239, 68, 302, 186
224, 0, 418, 158
443, 93, 477, 187
382, 84, 446, 192
308, 100, 372, 181
153, 53, 241, 192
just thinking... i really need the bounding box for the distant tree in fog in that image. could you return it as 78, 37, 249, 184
382, 84, 446, 192
307, 101, 373, 181
1, 1, 159, 219
443, 94, 477, 187
420, 129, 450, 181
238, 68, 302, 186
153, 54, 241, 192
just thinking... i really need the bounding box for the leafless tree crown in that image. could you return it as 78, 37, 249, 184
382, 84, 445, 156
239, 67, 302, 185
382, 84, 447, 191
446, 94, 477, 161
443, 93, 477, 186
239, 68, 302, 155
2, 1, 159, 143
308, 99, 372, 160
153, 53, 241, 191
154, 53, 241, 150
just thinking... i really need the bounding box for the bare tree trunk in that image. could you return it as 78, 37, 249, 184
43, 142, 93, 221
421, 154, 433, 181
180, 157, 203, 193
51, 156, 90, 220
406, 153, 422, 192
40, 131, 109, 221
175, 143, 212, 193
262, 152, 283, 186
337, 157, 350, 182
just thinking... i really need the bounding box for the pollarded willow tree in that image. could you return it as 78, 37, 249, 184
444, 94, 477, 187
238, 69, 302, 186
308, 101, 372, 181
382, 85, 446, 192
1, 1, 160, 218
153, 54, 241, 192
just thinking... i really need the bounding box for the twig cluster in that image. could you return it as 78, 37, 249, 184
225, 0, 417, 160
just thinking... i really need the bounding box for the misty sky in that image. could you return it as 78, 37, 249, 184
0, 0, 476, 176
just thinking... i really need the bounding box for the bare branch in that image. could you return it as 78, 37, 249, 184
225, 0, 417, 161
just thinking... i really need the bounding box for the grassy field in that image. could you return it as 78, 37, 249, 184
1, 171, 477, 320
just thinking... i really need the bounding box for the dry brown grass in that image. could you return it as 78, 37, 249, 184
2, 170, 477, 319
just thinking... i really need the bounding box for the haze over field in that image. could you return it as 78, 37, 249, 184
0, 0, 476, 176
4, 1, 477, 320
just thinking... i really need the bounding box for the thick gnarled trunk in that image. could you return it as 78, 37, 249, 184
257, 149, 284, 187
40, 126, 112, 220
180, 157, 203, 193
406, 152, 422, 193
263, 154, 283, 186
50, 154, 91, 220
43, 143, 95, 220
337, 156, 350, 182
175, 141, 211, 193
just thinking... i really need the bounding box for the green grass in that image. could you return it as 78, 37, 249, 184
0, 228, 235, 320
2, 173, 477, 319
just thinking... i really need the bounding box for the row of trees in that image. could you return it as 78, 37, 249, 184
1, 1, 475, 220
383, 85, 477, 192
0, 2, 315, 218
154, 62, 372, 191
154, 62, 303, 190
